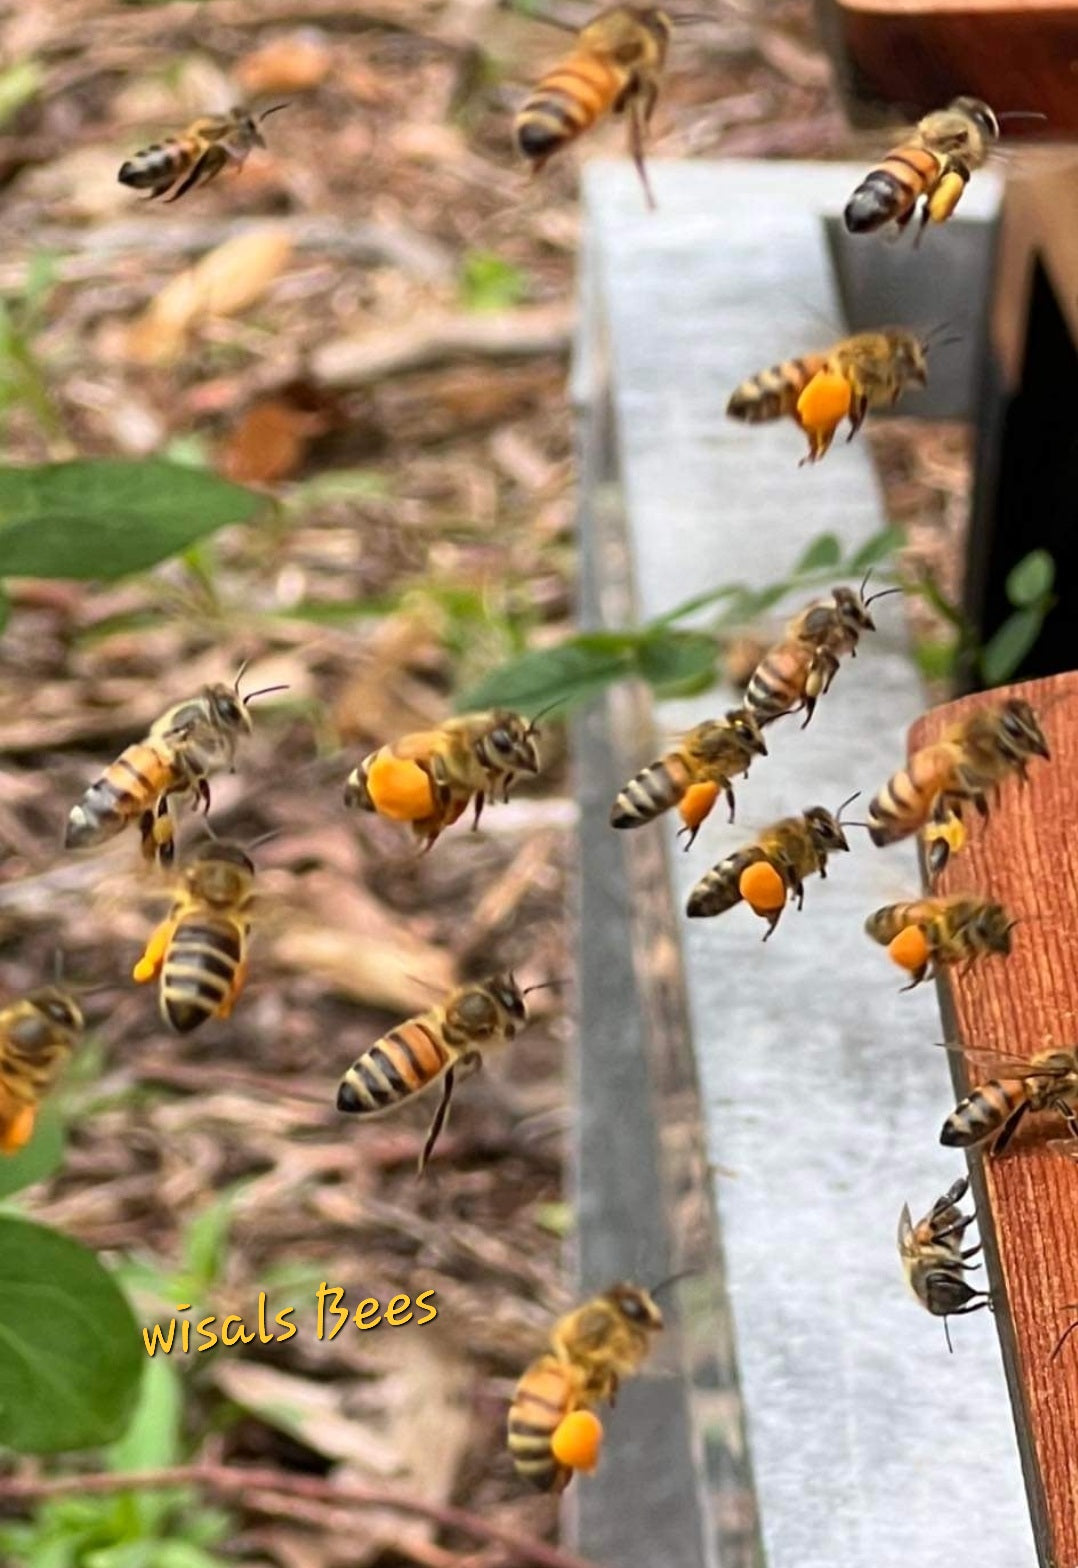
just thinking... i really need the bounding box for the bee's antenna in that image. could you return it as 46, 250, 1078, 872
498, 1, 577, 31
996, 110, 1048, 124
521, 978, 568, 996
943, 1317, 954, 1355
650, 1268, 696, 1299
1051, 1307, 1078, 1363
258, 103, 292, 122
834, 790, 862, 823
526, 699, 564, 736
242, 684, 290, 706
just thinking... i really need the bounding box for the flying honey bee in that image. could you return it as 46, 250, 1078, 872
343, 710, 543, 851
0, 987, 85, 1155
514, 5, 672, 209
898, 1176, 990, 1350
940, 1046, 1078, 1156
865, 894, 1015, 989
508, 1282, 663, 1492
132, 840, 255, 1034
867, 697, 1050, 875
744, 577, 899, 728
117, 104, 289, 203
844, 98, 999, 242
685, 795, 856, 935
726, 329, 929, 463
609, 707, 766, 847
336, 974, 541, 1174
64, 669, 285, 869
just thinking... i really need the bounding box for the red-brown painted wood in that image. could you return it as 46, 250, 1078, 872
909, 671, 1078, 1566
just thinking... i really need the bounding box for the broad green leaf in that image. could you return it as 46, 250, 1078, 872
0, 461, 265, 581
635, 629, 719, 693
1005, 549, 1055, 608
0, 1102, 65, 1202
848, 525, 904, 573
979, 607, 1045, 686
0, 581, 9, 634
458, 637, 637, 714
795, 532, 841, 573
0, 1214, 143, 1452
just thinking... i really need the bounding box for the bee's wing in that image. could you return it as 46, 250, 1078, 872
164, 144, 229, 203
937, 1040, 1059, 1079
896, 1202, 915, 1250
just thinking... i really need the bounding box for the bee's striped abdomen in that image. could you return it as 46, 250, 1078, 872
745, 643, 813, 723
686, 847, 763, 919
515, 53, 623, 165
118, 142, 185, 190
507, 1355, 575, 1491
844, 146, 941, 233
160, 916, 243, 1034
65, 740, 179, 848
726, 356, 827, 424
337, 1015, 450, 1115
610, 755, 690, 829
940, 1079, 1024, 1147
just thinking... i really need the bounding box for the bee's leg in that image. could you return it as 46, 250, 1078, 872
133, 915, 178, 984
417, 1065, 456, 1178
626, 89, 657, 211
149, 795, 177, 869
846, 392, 869, 441
471, 791, 486, 831
138, 807, 158, 863
761, 906, 784, 942
502, 771, 515, 805
216, 956, 248, 1019
164, 143, 228, 202
724, 780, 736, 823
899, 965, 927, 992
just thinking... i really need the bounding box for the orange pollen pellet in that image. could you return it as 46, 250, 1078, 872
551, 1409, 604, 1473
887, 924, 930, 974
738, 860, 786, 914
365, 751, 436, 822
679, 781, 720, 834
796, 370, 852, 438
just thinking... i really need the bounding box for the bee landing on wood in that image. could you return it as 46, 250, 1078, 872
118, 104, 289, 203
898, 1176, 990, 1351
867, 697, 1050, 877
514, 5, 672, 209
941, 1047, 1078, 1157
865, 894, 1015, 990
609, 706, 766, 848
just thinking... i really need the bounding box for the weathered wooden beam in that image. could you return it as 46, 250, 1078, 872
911, 673, 1078, 1568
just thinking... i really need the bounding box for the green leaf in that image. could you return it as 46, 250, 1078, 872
1005, 549, 1055, 608
848, 525, 904, 573
0, 1214, 143, 1452
0, 581, 9, 635
0, 461, 265, 581
635, 629, 719, 693
913, 636, 958, 682
648, 583, 742, 628
458, 251, 528, 313
794, 533, 841, 573
980, 607, 1045, 686
722, 581, 793, 624
0, 1102, 65, 1202
458, 636, 637, 714
109, 1358, 183, 1472
178, 1185, 243, 1298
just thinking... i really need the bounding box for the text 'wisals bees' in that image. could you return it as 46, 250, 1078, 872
142, 1284, 438, 1355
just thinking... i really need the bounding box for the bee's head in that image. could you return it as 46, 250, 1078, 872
725, 707, 768, 757
487, 711, 541, 774
606, 1282, 664, 1333
1000, 698, 1051, 759
804, 805, 850, 854
185, 841, 256, 904
951, 96, 1000, 143
832, 584, 875, 633
487, 971, 529, 1024
26, 987, 85, 1036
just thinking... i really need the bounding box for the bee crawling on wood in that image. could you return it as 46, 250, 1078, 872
865, 894, 1015, 990
898, 1176, 990, 1351
941, 1047, 1078, 1157
118, 104, 289, 203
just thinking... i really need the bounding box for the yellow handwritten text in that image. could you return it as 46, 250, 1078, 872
142, 1286, 437, 1356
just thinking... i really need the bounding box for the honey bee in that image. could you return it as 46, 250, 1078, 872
865, 894, 1014, 988
343, 710, 543, 851
336, 974, 535, 1174
610, 707, 766, 846
117, 104, 288, 203
685, 796, 855, 935
64, 670, 284, 869
844, 99, 999, 242
514, 6, 672, 209
508, 1282, 663, 1492
0, 987, 85, 1155
726, 329, 929, 463
132, 840, 255, 1034
898, 1176, 990, 1350
940, 1047, 1078, 1156
867, 697, 1050, 875
744, 578, 898, 728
